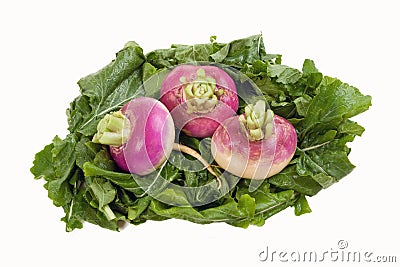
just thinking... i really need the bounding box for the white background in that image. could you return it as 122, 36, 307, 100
1, 0, 399, 266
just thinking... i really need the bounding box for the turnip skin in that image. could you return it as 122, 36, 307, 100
160, 65, 239, 138
93, 97, 175, 175
211, 108, 297, 179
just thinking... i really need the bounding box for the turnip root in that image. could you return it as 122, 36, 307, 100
160, 65, 239, 138
211, 100, 297, 179
92, 97, 175, 175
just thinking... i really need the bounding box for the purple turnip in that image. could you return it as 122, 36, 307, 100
92, 97, 175, 175
211, 100, 297, 179
160, 65, 239, 138
92, 97, 220, 186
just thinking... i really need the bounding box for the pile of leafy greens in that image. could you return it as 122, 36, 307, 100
31, 35, 371, 231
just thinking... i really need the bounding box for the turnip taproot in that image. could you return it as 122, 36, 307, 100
160, 65, 239, 138
92, 97, 220, 185
211, 100, 297, 179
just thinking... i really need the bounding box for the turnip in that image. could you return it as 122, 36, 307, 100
92, 97, 175, 175
211, 100, 297, 179
160, 64, 239, 138
92, 97, 220, 185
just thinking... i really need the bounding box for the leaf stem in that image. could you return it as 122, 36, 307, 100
102, 205, 116, 221
301, 141, 331, 152
173, 143, 222, 189
92, 111, 131, 146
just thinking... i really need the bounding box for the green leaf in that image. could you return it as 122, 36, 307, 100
47, 178, 73, 207
142, 63, 168, 99
78, 42, 144, 101
294, 194, 312, 216
175, 43, 214, 63
237, 194, 256, 218
52, 135, 78, 180
294, 95, 313, 116
83, 162, 144, 196
252, 76, 286, 102
142, 62, 157, 82
31, 143, 55, 180
146, 35, 266, 68
45, 134, 78, 207
62, 188, 119, 232
236, 179, 297, 214
306, 72, 323, 89
210, 43, 230, 62
200, 197, 246, 226
269, 166, 322, 196
302, 59, 319, 75
127, 196, 152, 220
93, 149, 117, 171
70, 42, 145, 136
87, 178, 116, 210
268, 65, 302, 84
75, 138, 99, 169
155, 188, 191, 207
67, 95, 91, 133
221, 34, 267, 66
311, 173, 337, 189
147, 189, 289, 228
338, 119, 365, 136
301, 129, 337, 148
149, 199, 204, 223
300, 59, 323, 90
297, 137, 356, 180
159, 161, 181, 183
146, 48, 177, 68
234, 179, 298, 226
302, 77, 372, 136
